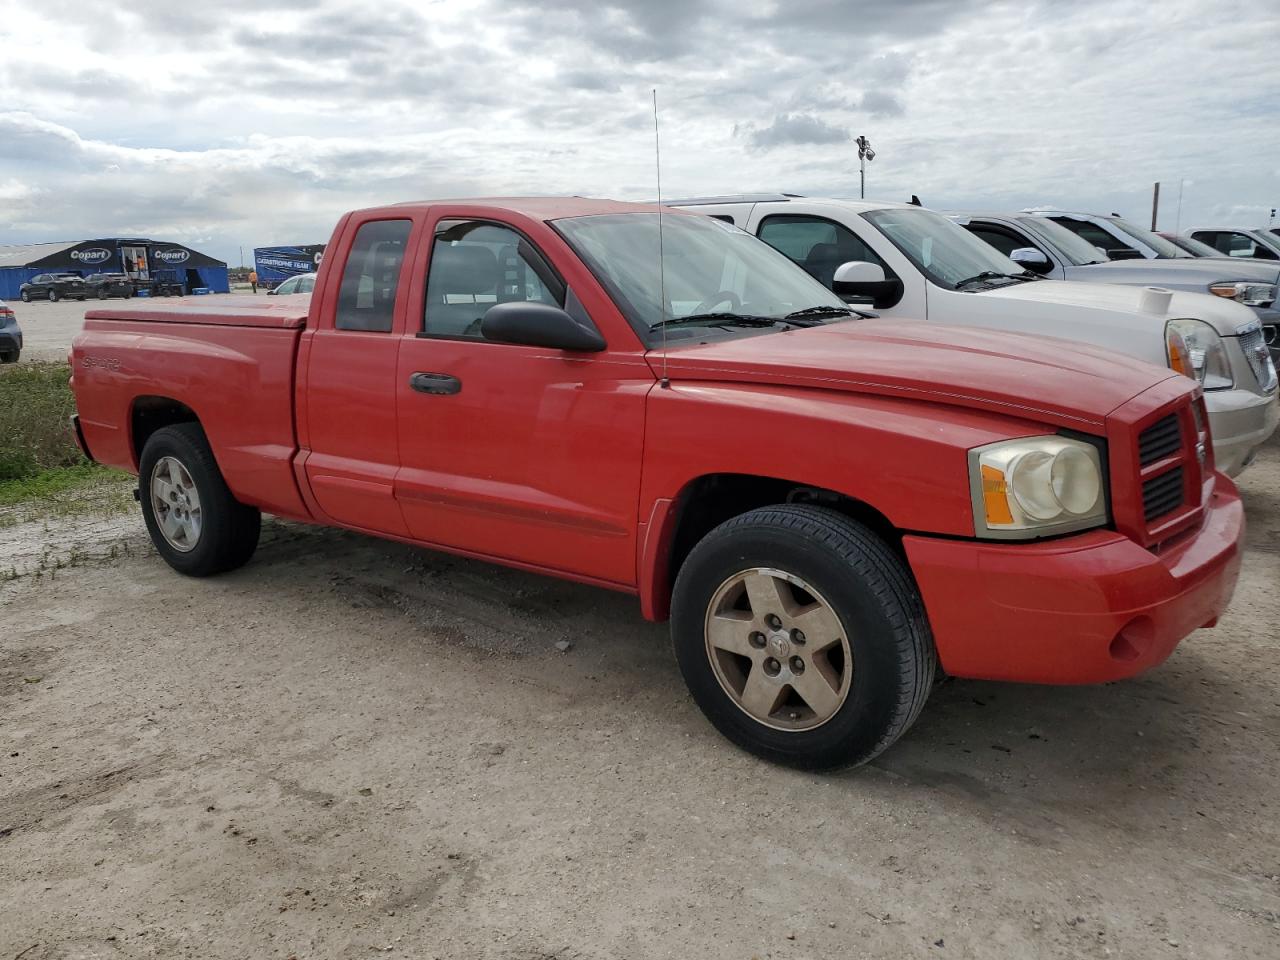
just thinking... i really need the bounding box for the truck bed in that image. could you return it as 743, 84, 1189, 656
72, 297, 313, 521
84, 296, 310, 330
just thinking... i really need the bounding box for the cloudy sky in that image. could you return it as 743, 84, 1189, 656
1, 0, 1276, 265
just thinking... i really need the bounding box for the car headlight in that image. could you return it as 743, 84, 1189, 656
1166, 318, 1234, 390
969, 436, 1107, 539
1208, 281, 1275, 307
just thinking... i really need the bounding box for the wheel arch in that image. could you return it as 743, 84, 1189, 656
639, 472, 904, 622
130, 395, 202, 470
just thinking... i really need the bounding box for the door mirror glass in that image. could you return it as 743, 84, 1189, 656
1009, 247, 1052, 273
481, 301, 606, 352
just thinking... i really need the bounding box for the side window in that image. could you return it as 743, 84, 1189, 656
967, 225, 1026, 257
1226, 232, 1275, 259
423, 221, 562, 340
757, 215, 890, 288
1050, 217, 1136, 256
335, 219, 412, 332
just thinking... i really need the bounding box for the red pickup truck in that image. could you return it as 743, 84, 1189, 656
70, 198, 1244, 769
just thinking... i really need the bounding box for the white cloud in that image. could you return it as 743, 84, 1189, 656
0, 0, 1277, 263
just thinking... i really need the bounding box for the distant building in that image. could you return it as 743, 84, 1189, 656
0, 238, 228, 299
254, 245, 326, 288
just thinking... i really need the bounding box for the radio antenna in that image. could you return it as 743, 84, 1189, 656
653, 88, 669, 387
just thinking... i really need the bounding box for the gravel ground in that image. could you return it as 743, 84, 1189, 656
1, 306, 1278, 958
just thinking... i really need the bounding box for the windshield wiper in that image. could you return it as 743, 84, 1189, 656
783, 305, 874, 322
651, 312, 783, 331
954, 271, 1035, 289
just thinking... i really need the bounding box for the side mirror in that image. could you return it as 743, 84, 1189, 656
266, 288, 277, 296
833, 261, 885, 285
832, 260, 903, 309
1009, 247, 1053, 274
1107, 248, 1145, 261
481, 301, 606, 352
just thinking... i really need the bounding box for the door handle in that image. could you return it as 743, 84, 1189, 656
409, 372, 462, 395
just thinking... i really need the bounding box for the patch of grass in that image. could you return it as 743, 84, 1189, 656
0, 362, 135, 523
0, 463, 103, 506
0, 362, 84, 480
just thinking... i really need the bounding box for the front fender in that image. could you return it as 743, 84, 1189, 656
635, 381, 1053, 619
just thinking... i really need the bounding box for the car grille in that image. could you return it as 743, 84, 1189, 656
1138, 413, 1182, 466
1136, 411, 1192, 529
1239, 323, 1278, 392
1143, 465, 1185, 522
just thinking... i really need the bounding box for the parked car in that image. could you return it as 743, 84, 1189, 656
267, 273, 317, 296
670, 196, 1278, 476
952, 211, 1280, 369
1026, 210, 1280, 272
84, 273, 134, 300
19, 272, 87, 302
0, 300, 21, 362
71, 198, 1245, 770
1183, 227, 1280, 261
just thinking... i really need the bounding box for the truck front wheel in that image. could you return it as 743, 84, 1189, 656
139, 424, 261, 577
671, 505, 935, 770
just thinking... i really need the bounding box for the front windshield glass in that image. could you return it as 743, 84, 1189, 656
1173, 234, 1223, 257
553, 213, 847, 342
1105, 217, 1192, 258
1248, 231, 1280, 256
1016, 216, 1109, 265
861, 208, 1023, 289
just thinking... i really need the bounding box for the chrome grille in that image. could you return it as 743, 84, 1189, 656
1138, 414, 1181, 466
1143, 465, 1185, 522
1239, 323, 1278, 392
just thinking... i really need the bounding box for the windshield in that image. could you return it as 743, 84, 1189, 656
1248, 230, 1280, 256
1105, 217, 1192, 259
1016, 216, 1108, 265
553, 213, 847, 342
862, 207, 1024, 289
1172, 234, 1223, 257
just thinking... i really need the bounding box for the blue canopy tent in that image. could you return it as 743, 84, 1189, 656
0, 238, 229, 299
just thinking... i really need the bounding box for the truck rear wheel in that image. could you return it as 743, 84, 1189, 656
671, 505, 935, 770
139, 424, 261, 577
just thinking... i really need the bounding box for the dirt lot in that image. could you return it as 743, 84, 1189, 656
2, 395, 1279, 959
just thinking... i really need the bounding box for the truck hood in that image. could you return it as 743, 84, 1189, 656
655, 318, 1181, 431
1075, 258, 1280, 292
981, 277, 1260, 337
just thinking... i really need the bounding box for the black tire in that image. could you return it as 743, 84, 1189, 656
19, 290, 30, 302
48, 289, 59, 303
0, 351, 16, 364
671, 505, 935, 771
98, 290, 108, 300
138, 423, 261, 577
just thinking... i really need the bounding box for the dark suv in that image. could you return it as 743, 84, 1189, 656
84, 273, 134, 299
19, 273, 87, 302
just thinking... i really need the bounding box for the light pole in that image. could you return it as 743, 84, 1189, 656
856, 136, 875, 199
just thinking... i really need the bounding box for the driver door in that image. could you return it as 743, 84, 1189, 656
392, 214, 652, 585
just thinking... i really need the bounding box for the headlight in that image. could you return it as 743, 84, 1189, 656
1166, 318, 1234, 390
969, 436, 1107, 539
1208, 281, 1275, 307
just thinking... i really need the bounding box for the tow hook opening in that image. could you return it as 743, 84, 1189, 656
1109, 616, 1154, 663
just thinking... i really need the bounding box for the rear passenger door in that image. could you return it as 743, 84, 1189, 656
300, 215, 418, 536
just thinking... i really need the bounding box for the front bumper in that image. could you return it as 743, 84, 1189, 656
903, 476, 1243, 684
1204, 386, 1279, 476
